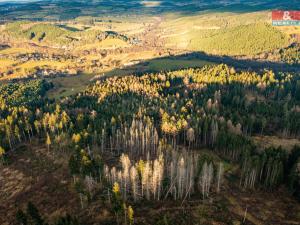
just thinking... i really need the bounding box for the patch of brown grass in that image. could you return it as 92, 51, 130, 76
0, 142, 79, 225
253, 135, 300, 152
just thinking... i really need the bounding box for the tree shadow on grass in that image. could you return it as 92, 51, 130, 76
104, 51, 300, 78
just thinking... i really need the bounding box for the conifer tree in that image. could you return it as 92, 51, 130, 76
112, 182, 123, 225
128, 206, 134, 225
0, 146, 5, 165
46, 132, 51, 152
26, 202, 44, 225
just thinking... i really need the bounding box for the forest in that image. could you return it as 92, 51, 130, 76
1, 0, 300, 223
4, 21, 130, 46
0, 63, 300, 224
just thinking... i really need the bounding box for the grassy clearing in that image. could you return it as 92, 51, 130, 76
252, 135, 300, 152
104, 58, 214, 77
75, 38, 129, 51
97, 38, 129, 49
276, 26, 300, 36
0, 47, 35, 55
147, 58, 214, 71
93, 20, 146, 34
0, 59, 76, 80
17, 60, 72, 70
0, 58, 18, 70
46, 73, 95, 99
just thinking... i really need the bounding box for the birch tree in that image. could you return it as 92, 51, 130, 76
217, 162, 224, 193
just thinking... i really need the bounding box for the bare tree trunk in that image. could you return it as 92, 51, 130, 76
243, 206, 248, 224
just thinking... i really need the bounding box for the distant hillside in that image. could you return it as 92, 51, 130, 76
5, 21, 72, 44
0, 0, 299, 20
4, 21, 130, 46
188, 23, 290, 56
162, 11, 292, 57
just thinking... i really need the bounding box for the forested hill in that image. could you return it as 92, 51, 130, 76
1, 64, 300, 224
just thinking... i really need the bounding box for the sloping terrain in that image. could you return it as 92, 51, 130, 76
1, 142, 299, 225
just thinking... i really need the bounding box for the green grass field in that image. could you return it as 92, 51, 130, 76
146, 58, 214, 71
0, 47, 36, 55
104, 57, 214, 77
46, 73, 94, 99
0, 58, 18, 70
